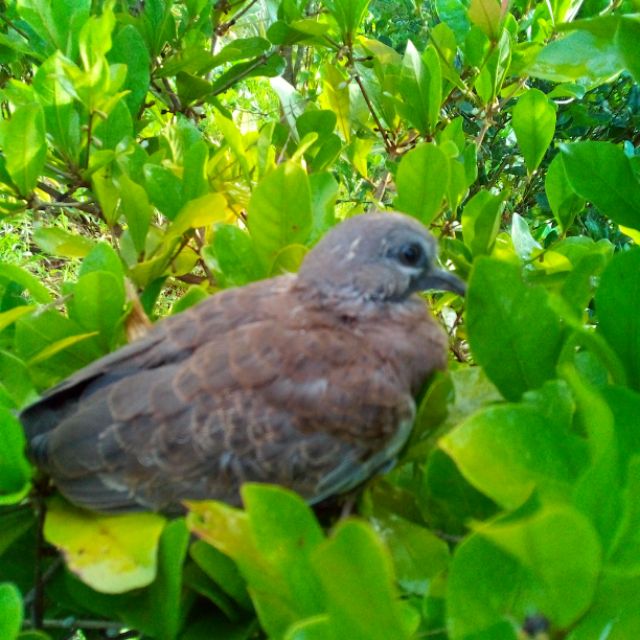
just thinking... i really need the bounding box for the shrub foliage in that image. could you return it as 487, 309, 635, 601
1, 0, 640, 638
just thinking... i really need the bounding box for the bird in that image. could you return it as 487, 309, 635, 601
20, 211, 465, 515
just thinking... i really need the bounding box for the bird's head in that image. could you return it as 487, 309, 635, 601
297, 212, 465, 302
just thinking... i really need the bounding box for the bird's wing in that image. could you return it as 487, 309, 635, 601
30, 301, 415, 513
20, 277, 293, 439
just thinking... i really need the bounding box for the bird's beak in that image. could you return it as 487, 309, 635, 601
422, 267, 466, 296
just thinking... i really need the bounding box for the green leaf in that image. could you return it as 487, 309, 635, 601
167, 193, 227, 240
108, 24, 151, 116
320, 0, 370, 42
421, 447, 498, 536
0, 351, 36, 409
394, 143, 449, 224
448, 505, 600, 638
93, 99, 133, 150
511, 213, 542, 261
43, 496, 167, 594
560, 141, 640, 230
285, 617, 331, 640
32, 52, 82, 165
116, 173, 152, 255
0, 103, 46, 197
79, 242, 124, 279
312, 519, 413, 640
319, 65, 351, 142
468, 0, 503, 40
467, 258, 565, 400
369, 511, 450, 596
0, 408, 31, 505
33, 228, 95, 258
0, 508, 35, 558
481, 506, 601, 627
563, 367, 621, 549
15, 309, 102, 384
170, 286, 208, 315
210, 55, 286, 97
545, 154, 585, 232
242, 484, 325, 617
399, 42, 442, 135
0, 582, 22, 640
17, 0, 90, 57
186, 500, 256, 566
209, 224, 266, 287
461, 189, 504, 256
92, 164, 120, 224
247, 162, 312, 265
143, 164, 184, 221
0, 264, 51, 303
271, 244, 307, 276
297, 110, 337, 140
435, 0, 471, 43
595, 248, 640, 390
182, 140, 209, 202
119, 519, 190, 640
527, 16, 640, 86
268, 19, 330, 46
187, 488, 325, 639
440, 404, 584, 509
609, 457, 640, 573
308, 173, 338, 242
568, 572, 640, 639
67, 271, 125, 349
189, 540, 251, 609
512, 88, 556, 173
0, 307, 37, 334
473, 29, 510, 104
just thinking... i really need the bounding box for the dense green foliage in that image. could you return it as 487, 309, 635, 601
1, 0, 640, 638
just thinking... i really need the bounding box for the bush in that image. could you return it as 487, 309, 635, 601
1, 0, 639, 638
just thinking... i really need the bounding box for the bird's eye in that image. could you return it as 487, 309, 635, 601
398, 242, 424, 267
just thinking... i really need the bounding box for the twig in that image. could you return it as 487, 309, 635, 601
22, 617, 127, 631
211, 53, 274, 97
353, 73, 395, 155
30, 491, 48, 629
23, 557, 62, 608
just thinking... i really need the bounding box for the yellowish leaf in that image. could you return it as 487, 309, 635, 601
44, 497, 166, 593
167, 192, 228, 239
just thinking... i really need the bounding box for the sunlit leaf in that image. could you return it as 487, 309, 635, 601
394, 143, 449, 224
0, 582, 22, 640
512, 88, 556, 173
0, 408, 31, 505
0, 103, 46, 197
467, 257, 564, 400
44, 497, 166, 594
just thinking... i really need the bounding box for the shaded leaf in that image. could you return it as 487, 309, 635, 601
560, 141, 640, 230
595, 248, 640, 390
461, 189, 504, 256
0, 582, 22, 640
545, 154, 585, 232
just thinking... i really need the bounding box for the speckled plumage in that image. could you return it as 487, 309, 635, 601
21, 212, 464, 514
